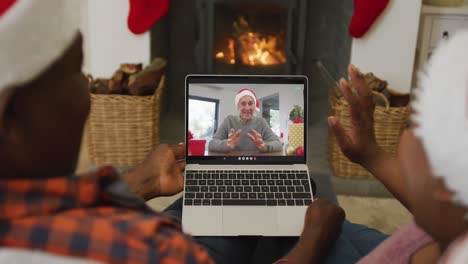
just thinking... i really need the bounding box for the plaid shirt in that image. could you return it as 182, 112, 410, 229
0, 167, 213, 264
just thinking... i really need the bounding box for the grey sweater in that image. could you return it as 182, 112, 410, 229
208, 115, 282, 153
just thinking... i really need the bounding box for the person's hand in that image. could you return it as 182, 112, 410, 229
283, 199, 345, 263
122, 144, 186, 200
328, 64, 380, 166
227, 128, 242, 150
301, 199, 345, 248
247, 129, 266, 151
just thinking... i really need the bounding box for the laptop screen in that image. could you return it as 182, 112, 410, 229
186, 75, 307, 164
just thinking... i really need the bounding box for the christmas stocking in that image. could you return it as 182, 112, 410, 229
349, 0, 390, 38
0, 0, 15, 16
128, 0, 170, 35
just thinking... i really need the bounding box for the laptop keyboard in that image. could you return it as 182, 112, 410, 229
184, 170, 312, 206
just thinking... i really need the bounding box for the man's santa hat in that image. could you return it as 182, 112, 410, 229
0, 0, 80, 93
235, 88, 260, 112
413, 30, 468, 208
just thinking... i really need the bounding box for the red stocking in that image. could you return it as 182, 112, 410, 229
0, 0, 16, 16
349, 0, 390, 38
128, 0, 170, 35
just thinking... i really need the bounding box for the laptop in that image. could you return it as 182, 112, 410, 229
182, 75, 313, 236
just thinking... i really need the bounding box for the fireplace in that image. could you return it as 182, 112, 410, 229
194, 0, 307, 74
151, 0, 353, 128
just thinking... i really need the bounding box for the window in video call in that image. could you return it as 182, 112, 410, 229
187, 80, 306, 164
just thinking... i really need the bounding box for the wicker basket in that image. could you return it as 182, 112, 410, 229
328, 91, 410, 179
86, 76, 165, 167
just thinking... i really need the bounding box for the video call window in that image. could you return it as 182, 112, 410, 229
188, 83, 305, 158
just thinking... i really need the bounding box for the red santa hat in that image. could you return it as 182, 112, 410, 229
235, 88, 260, 112
0, 0, 80, 92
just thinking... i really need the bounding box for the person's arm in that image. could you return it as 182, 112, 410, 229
121, 144, 185, 201
258, 118, 282, 152
277, 199, 346, 264
208, 116, 232, 152
328, 64, 410, 209
360, 148, 409, 208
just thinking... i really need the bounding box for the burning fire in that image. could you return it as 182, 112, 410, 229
215, 17, 286, 66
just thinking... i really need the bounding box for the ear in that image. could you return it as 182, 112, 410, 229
432, 177, 455, 203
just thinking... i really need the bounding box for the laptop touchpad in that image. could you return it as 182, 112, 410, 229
222, 207, 277, 236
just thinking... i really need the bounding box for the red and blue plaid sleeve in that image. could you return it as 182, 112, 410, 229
0, 167, 214, 264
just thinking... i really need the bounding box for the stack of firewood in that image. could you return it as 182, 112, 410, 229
89, 58, 166, 96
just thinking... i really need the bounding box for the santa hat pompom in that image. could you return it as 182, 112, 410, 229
413, 30, 468, 208
235, 88, 260, 112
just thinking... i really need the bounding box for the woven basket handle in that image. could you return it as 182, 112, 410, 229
372, 91, 390, 111
86, 74, 94, 90
157, 75, 165, 91
154, 75, 165, 95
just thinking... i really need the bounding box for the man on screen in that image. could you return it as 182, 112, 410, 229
208, 88, 282, 153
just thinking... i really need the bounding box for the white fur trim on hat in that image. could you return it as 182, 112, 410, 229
413, 30, 468, 208
235, 88, 260, 112
440, 232, 468, 263
0, 0, 81, 92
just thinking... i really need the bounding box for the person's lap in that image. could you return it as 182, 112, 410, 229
162, 181, 388, 264
163, 198, 261, 264
322, 221, 388, 264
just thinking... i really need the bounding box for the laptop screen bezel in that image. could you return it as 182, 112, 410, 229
185, 75, 308, 165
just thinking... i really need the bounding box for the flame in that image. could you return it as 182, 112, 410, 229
215, 17, 286, 66
228, 39, 235, 64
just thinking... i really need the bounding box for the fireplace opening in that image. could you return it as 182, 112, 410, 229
213, 4, 287, 69
195, 0, 306, 75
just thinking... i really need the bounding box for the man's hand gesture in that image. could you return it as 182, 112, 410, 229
227, 128, 242, 150
247, 129, 266, 151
